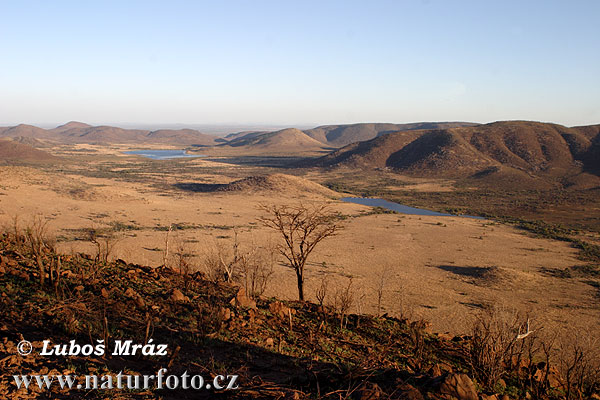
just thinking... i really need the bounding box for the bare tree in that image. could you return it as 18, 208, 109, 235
315, 274, 329, 308
238, 243, 275, 299
258, 203, 342, 301
334, 277, 354, 329
203, 230, 244, 283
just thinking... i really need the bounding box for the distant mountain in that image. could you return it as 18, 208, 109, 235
0, 124, 57, 140
52, 121, 92, 132
0, 139, 59, 163
0, 122, 217, 145
307, 121, 600, 189
220, 128, 329, 153
303, 122, 479, 147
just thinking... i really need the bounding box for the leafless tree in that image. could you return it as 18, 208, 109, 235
315, 274, 329, 308
334, 277, 354, 329
258, 203, 342, 301
238, 242, 275, 299
203, 230, 243, 283
375, 264, 392, 316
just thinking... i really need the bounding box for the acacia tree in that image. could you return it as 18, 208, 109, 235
258, 203, 341, 301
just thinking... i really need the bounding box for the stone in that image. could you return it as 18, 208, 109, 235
356, 382, 383, 400
230, 287, 256, 309
220, 307, 232, 321
269, 301, 295, 318
169, 289, 188, 302
397, 383, 424, 400
134, 296, 145, 308
481, 395, 499, 400
438, 373, 478, 400
429, 364, 443, 377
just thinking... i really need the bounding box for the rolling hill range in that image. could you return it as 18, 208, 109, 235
0, 122, 217, 145
0, 139, 60, 163
308, 121, 600, 189
218, 128, 331, 154
303, 122, 479, 147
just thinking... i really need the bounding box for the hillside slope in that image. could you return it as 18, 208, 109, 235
0, 139, 60, 163
220, 128, 329, 153
0, 123, 217, 145
304, 122, 479, 147
308, 121, 600, 188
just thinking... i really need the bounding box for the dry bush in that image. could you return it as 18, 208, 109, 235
469, 305, 535, 389
556, 329, 600, 399
203, 232, 275, 299
258, 202, 342, 301
238, 242, 275, 299
375, 264, 392, 316
203, 232, 242, 283
315, 274, 329, 308
24, 214, 57, 287
333, 277, 355, 329
84, 223, 122, 280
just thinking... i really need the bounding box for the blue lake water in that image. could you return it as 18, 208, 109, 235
341, 197, 484, 219
124, 150, 205, 160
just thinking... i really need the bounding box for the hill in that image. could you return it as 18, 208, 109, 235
0, 139, 59, 163
217, 173, 339, 197
220, 128, 329, 154
304, 122, 479, 147
308, 121, 600, 188
0, 123, 218, 145
0, 124, 57, 140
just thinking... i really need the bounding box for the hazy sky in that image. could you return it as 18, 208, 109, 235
1, 0, 599, 127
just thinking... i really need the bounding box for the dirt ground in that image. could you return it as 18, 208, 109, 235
0, 144, 598, 337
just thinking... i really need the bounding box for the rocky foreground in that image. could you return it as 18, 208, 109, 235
0, 232, 597, 399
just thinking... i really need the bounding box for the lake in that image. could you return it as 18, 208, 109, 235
124, 150, 206, 160
341, 197, 483, 219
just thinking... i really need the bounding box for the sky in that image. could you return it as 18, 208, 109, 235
1, 0, 599, 127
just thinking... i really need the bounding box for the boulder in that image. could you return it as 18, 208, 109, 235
269, 300, 295, 318
438, 373, 478, 400
397, 383, 424, 400
169, 289, 189, 302
230, 288, 257, 309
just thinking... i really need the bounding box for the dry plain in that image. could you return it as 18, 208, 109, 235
0, 143, 597, 339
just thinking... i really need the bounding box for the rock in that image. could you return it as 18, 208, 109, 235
124, 288, 137, 298
481, 395, 499, 400
134, 296, 145, 308
438, 373, 478, 400
220, 307, 232, 321
169, 289, 189, 302
397, 383, 424, 400
428, 364, 443, 377
269, 301, 295, 318
356, 382, 383, 400
496, 378, 506, 392
265, 337, 274, 347
101, 288, 109, 298
230, 288, 256, 309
